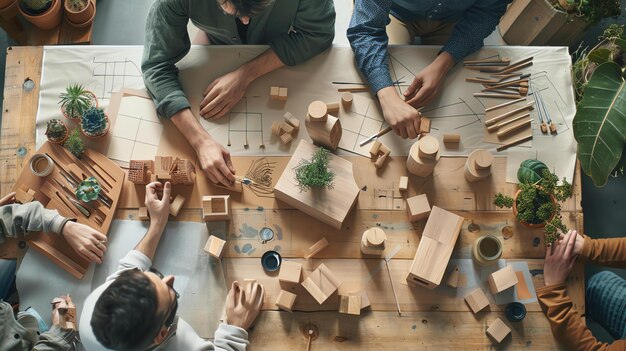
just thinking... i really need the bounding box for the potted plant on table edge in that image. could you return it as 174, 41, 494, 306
18, 0, 62, 30
45, 118, 69, 144
64, 128, 85, 158
294, 147, 335, 192
64, 0, 95, 28
59, 84, 98, 120
80, 106, 109, 139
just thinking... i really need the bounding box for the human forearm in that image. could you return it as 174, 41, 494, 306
171, 108, 212, 150
238, 49, 284, 84
0, 202, 68, 240
134, 216, 167, 260
579, 236, 626, 268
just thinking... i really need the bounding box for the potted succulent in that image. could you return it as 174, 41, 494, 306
59, 84, 98, 120
295, 147, 334, 192
18, 0, 62, 30
494, 159, 573, 245
64, 0, 95, 28
45, 118, 69, 144
80, 106, 109, 138
75, 177, 100, 202
555, 0, 621, 23
64, 128, 85, 158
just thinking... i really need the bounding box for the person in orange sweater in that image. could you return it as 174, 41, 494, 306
537, 229, 626, 350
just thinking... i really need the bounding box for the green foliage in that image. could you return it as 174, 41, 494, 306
558, 0, 621, 24
59, 84, 94, 119
81, 107, 107, 136
45, 119, 67, 141
67, 0, 87, 11
517, 159, 549, 184
64, 128, 85, 158
21, 0, 52, 11
75, 177, 100, 202
493, 193, 514, 208
295, 147, 334, 192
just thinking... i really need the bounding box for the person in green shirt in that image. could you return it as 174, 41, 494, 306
142, 0, 336, 186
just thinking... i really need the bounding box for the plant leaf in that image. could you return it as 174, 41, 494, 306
573, 62, 626, 187
587, 48, 611, 64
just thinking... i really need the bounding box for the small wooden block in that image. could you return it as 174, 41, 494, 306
419, 117, 431, 134
280, 122, 295, 134
284, 112, 300, 129
369, 140, 382, 160
355, 290, 370, 309
203, 235, 226, 258
488, 265, 519, 294
307, 101, 328, 122
304, 237, 329, 259
406, 194, 431, 222
446, 266, 460, 288
301, 263, 341, 304
549, 123, 558, 134
417, 135, 439, 159
486, 318, 511, 343
202, 195, 231, 221
341, 92, 353, 107
374, 146, 391, 169
326, 102, 340, 114
278, 87, 288, 101
271, 121, 282, 136
169, 194, 186, 217
15, 188, 35, 204
398, 176, 408, 192
270, 86, 279, 100
275, 290, 297, 312
58, 304, 76, 330
280, 133, 293, 144
465, 288, 489, 313
360, 227, 386, 256
443, 133, 461, 144
278, 261, 302, 284
138, 207, 149, 221
339, 295, 362, 315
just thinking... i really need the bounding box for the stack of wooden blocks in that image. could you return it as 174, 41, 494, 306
272, 112, 300, 145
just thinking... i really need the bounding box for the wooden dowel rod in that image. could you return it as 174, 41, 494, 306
486, 112, 530, 132
497, 119, 532, 138
496, 134, 533, 152
485, 97, 527, 112
474, 93, 524, 99
338, 86, 370, 92
485, 103, 533, 126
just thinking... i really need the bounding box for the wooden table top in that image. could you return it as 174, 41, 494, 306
0, 46, 584, 350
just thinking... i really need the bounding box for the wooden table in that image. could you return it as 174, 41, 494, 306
0, 47, 585, 350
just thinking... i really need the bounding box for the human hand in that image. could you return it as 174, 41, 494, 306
378, 86, 421, 139
0, 192, 16, 206
225, 281, 264, 330
61, 221, 107, 264
196, 138, 236, 186
199, 69, 250, 120
404, 52, 455, 108
543, 230, 581, 286
145, 181, 171, 224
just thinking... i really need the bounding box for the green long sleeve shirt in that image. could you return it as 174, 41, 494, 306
142, 0, 336, 119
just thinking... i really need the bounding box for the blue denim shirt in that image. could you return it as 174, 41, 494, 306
347, 0, 511, 94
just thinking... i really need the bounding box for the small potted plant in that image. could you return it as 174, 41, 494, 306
64, 0, 95, 28
45, 118, 69, 144
18, 0, 62, 30
295, 147, 334, 192
494, 159, 573, 245
64, 128, 85, 158
59, 84, 98, 120
80, 106, 109, 139
75, 177, 100, 202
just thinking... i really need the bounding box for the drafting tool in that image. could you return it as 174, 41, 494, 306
359, 126, 393, 147
66, 196, 91, 218
487, 112, 531, 132
534, 86, 558, 134
497, 119, 532, 138
496, 134, 533, 152
234, 175, 254, 185
78, 156, 113, 188
463, 56, 509, 65
55, 191, 79, 217
46, 153, 112, 207
485, 103, 533, 126
474, 92, 524, 99
384, 246, 402, 317
531, 86, 549, 134
484, 97, 527, 112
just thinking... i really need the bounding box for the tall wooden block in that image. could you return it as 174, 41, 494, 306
270, 86, 279, 100
464, 149, 493, 183
398, 176, 408, 192
486, 318, 511, 343
203, 235, 226, 258
360, 228, 386, 256
202, 195, 231, 221
406, 206, 464, 289
275, 290, 297, 312
465, 288, 489, 313
488, 265, 519, 294
305, 114, 342, 151
339, 295, 362, 315
169, 194, 186, 217
406, 194, 431, 222
138, 207, 149, 221
278, 261, 302, 284
301, 263, 342, 304
284, 112, 300, 129
304, 237, 329, 259
406, 136, 440, 177
274, 141, 359, 229
419, 117, 431, 134
278, 87, 288, 101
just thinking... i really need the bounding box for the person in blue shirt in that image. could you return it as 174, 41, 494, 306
347, 0, 511, 139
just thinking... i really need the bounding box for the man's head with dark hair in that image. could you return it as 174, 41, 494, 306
219, 0, 273, 18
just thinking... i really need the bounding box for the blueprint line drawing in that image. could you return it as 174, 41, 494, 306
92, 58, 143, 101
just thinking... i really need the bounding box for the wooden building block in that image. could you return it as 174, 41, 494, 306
341, 92, 353, 108
305, 114, 342, 151
169, 194, 186, 217
486, 318, 511, 343
443, 133, 461, 144
15, 188, 35, 203
369, 141, 390, 169
369, 140, 382, 160
275, 141, 358, 229
307, 100, 328, 122
280, 122, 294, 134
138, 207, 149, 221
326, 102, 340, 114
465, 288, 489, 313
360, 228, 386, 256
304, 237, 329, 259
419, 117, 431, 134
203, 235, 226, 258
406, 136, 441, 177
406, 206, 464, 289
275, 290, 297, 312
301, 263, 341, 304
284, 112, 300, 129
278, 261, 302, 284
270, 86, 279, 100
215, 180, 243, 193
464, 149, 493, 183
278, 87, 288, 101
398, 176, 408, 192
446, 266, 460, 288
356, 290, 370, 309
280, 133, 293, 144
271, 121, 282, 136
406, 194, 431, 222
202, 195, 231, 221
339, 295, 362, 315
488, 265, 519, 294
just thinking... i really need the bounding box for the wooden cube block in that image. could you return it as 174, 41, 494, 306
398, 176, 408, 192
339, 295, 362, 315
271, 121, 282, 136
304, 237, 328, 259
169, 194, 186, 217
278, 87, 288, 101
374, 145, 391, 169
406, 194, 431, 222
419, 117, 431, 134
203, 235, 226, 258
275, 290, 297, 312
280, 122, 294, 134
270, 86, 279, 100
284, 112, 300, 129
446, 266, 460, 288
486, 318, 511, 343
280, 133, 293, 144
488, 265, 519, 294
202, 195, 231, 221
138, 207, 149, 221
356, 290, 370, 309
465, 288, 489, 313
301, 263, 341, 304
278, 261, 302, 284
369, 140, 382, 160
15, 188, 35, 204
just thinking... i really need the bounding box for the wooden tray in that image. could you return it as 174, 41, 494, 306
12, 141, 125, 279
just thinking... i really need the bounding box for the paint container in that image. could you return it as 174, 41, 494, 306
29, 154, 54, 177
472, 235, 502, 266
261, 250, 282, 272
505, 302, 526, 322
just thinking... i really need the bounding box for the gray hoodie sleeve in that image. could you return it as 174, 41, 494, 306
0, 202, 68, 243
32, 325, 78, 351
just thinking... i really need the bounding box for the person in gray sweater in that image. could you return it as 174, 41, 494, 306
80, 181, 264, 351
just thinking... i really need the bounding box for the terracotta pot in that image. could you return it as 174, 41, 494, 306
61, 90, 98, 120
19, 0, 62, 30
46, 120, 69, 144
0, 0, 19, 18
64, 0, 95, 28
512, 189, 557, 228
557, 0, 576, 12
80, 112, 109, 139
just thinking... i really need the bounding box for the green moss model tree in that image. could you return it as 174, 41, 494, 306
295, 147, 334, 192
64, 128, 85, 158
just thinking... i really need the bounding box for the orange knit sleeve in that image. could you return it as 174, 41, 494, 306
579, 237, 626, 268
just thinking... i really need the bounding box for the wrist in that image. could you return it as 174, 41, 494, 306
149, 217, 167, 232
377, 86, 400, 102
433, 51, 455, 73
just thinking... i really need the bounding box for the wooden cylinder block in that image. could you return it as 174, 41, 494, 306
341, 92, 353, 107
443, 133, 461, 144
361, 228, 386, 255
305, 114, 342, 150
464, 149, 493, 183
407, 137, 441, 177
417, 135, 439, 159
308, 101, 328, 122
326, 102, 340, 114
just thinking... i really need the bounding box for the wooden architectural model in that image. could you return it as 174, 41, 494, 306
369, 140, 391, 169
406, 206, 464, 289
419, 117, 431, 134
465, 288, 489, 313
360, 228, 386, 256
406, 194, 431, 222
301, 263, 342, 304
304, 237, 329, 259
305, 114, 342, 150
128, 160, 154, 185
339, 295, 362, 315
406, 135, 441, 177
278, 261, 302, 284
284, 112, 300, 130
341, 92, 353, 108
138, 207, 149, 221
156, 156, 195, 185
274, 141, 359, 229
488, 265, 519, 294
446, 266, 460, 288
270, 86, 288, 101
202, 195, 231, 222
203, 235, 226, 258
307, 100, 328, 122
169, 194, 186, 217
464, 149, 493, 183
275, 290, 297, 312
486, 318, 511, 343
398, 176, 408, 192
